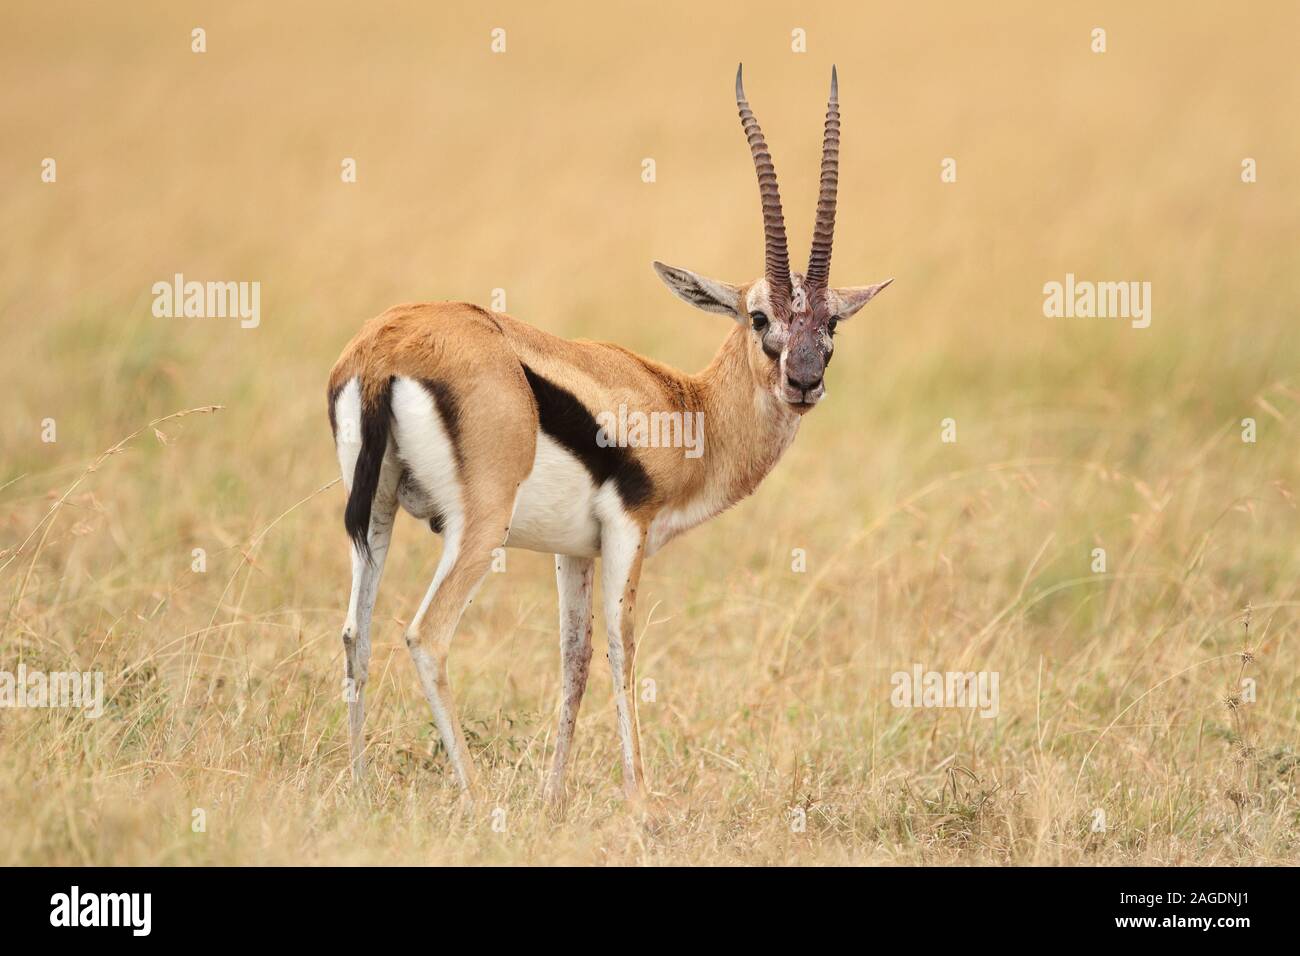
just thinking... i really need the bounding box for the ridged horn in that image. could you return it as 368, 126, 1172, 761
735, 64, 792, 302
805, 65, 839, 291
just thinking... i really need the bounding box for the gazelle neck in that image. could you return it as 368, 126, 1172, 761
693, 323, 801, 507
646, 324, 801, 554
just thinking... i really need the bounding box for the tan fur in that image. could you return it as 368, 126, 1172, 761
330, 304, 535, 534
329, 298, 801, 536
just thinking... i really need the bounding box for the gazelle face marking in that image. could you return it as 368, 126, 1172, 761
746, 275, 833, 411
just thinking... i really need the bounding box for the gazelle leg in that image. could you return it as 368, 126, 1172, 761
600, 520, 647, 801
545, 554, 596, 804
335, 375, 399, 783
404, 522, 502, 793
341, 481, 396, 783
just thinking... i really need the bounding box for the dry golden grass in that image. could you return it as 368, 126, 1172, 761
2, 0, 1298, 864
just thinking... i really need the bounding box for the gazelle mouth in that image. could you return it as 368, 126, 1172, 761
781, 388, 823, 411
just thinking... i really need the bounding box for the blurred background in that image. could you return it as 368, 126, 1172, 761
1, 1, 1297, 864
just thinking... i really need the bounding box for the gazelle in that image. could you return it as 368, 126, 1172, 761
328, 65, 891, 802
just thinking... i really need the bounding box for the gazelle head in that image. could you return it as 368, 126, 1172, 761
655, 65, 893, 413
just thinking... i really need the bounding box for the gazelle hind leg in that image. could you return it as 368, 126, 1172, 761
387, 367, 536, 793
404, 520, 506, 792
342, 480, 396, 782
599, 503, 648, 801
545, 554, 596, 805
334, 376, 399, 784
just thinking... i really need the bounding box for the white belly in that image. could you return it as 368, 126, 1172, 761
505, 434, 602, 556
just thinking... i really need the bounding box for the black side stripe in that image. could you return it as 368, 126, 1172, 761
521, 364, 653, 509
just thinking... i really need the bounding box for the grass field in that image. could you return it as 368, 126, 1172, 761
2, 1, 1298, 864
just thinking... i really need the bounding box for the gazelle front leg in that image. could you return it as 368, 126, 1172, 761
545, 554, 596, 805
600, 517, 648, 801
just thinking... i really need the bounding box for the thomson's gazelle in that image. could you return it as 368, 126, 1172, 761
328, 66, 892, 802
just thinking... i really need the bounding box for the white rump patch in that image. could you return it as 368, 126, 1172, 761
390, 376, 464, 539
333, 377, 363, 491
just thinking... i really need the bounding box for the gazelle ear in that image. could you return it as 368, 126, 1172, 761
653, 261, 743, 318
828, 278, 894, 320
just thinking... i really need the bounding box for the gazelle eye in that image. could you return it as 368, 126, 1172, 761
750, 311, 769, 331
828, 318, 839, 336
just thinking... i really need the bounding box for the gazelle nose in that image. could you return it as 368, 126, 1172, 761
787, 372, 823, 392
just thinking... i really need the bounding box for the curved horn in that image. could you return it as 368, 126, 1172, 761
735, 64, 791, 302
805, 65, 839, 291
